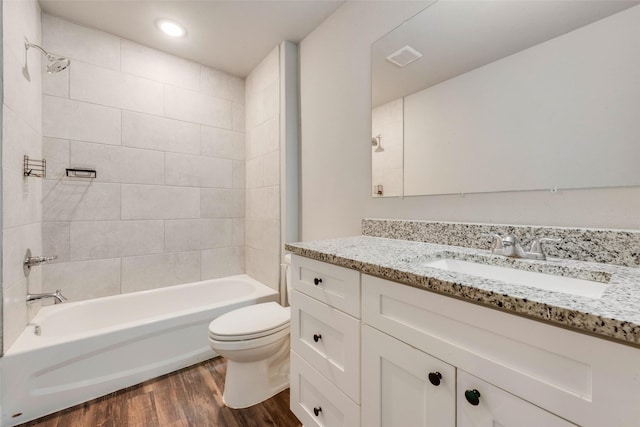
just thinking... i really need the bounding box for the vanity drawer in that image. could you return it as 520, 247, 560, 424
290, 351, 360, 427
291, 255, 360, 318
290, 289, 360, 402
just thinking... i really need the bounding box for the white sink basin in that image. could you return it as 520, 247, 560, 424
424, 258, 608, 299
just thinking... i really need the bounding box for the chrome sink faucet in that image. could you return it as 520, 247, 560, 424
27, 289, 67, 304
484, 233, 560, 261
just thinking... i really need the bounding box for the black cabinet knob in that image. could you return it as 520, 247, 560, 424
465, 389, 481, 406
313, 277, 323, 285
428, 371, 442, 386
313, 406, 322, 416
313, 333, 322, 342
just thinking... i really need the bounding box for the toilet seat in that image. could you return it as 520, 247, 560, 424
209, 326, 290, 352
209, 302, 290, 341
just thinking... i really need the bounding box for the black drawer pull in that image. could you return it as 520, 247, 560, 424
465, 389, 481, 406
313, 333, 322, 342
428, 371, 442, 386
313, 406, 322, 416
313, 277, 323, 285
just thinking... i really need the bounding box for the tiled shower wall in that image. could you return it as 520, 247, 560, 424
2, 0, 43, 351
41, 15, 247, 300
245, 47, 281, 290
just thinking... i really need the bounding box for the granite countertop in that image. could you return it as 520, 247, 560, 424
285, 236, 640, 347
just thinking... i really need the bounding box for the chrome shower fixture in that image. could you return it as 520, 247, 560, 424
24, 38, 70, 74
371, 135, 384, 152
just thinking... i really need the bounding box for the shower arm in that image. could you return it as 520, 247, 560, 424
25, 40, 54, 60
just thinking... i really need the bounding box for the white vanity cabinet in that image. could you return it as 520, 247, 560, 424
289, 256, 361, 427
289, 255, 640, 427
362, 274, 640, 427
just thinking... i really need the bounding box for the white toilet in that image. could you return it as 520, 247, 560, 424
208, 254, 292, 409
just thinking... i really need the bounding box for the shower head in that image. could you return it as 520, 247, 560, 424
372, 135, 384, 152
46, 56, 71, 74
24, 38, 70, 74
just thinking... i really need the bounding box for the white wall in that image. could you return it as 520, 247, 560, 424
2, 0, 43, 352
299, 1, 640, 241
41, 15, 246, 300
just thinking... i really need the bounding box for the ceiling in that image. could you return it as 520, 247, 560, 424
39, 0, 344, 77
372, 0, 640, 107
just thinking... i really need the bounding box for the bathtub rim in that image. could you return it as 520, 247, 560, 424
6, 274, 278, 355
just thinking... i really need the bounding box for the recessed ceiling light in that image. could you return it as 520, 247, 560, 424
157, 19, 186, 38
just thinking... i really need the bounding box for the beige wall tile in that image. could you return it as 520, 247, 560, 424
200, 188, 245, 218
42, 222, 70, 263
245, 247, 280, 291
201, 247, 244, 279
2, 172, 42, 229
121, 40, 200, 91
121, 251, 201, 293
246, 186, 279, 220
3, 283, 29, 352
43, 96, 121, 145
4, 48, 42, 132
2, 106, 42, 172
69, 220, 164, 260
121, 184, 200, 220
164, 85, 233, 128
42, 258, 121, 301
201, 67, 245, 105
2, 223, 42, 291
70, 61, 164, 115
122, 111, 200, 155
165, 219, 233, 252
201, 126, 244, 160
43, 180, 121, 221
165, 153, 232, 188
70, 141, 164, 184
42, 137, 70, 180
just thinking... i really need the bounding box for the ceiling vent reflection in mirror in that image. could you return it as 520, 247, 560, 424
386, 45, 423, 67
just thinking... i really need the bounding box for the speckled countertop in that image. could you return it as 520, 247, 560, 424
285, 236, 640, 347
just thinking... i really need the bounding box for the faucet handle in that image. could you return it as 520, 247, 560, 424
482, 233, 504, 251
528, 237, 561, 256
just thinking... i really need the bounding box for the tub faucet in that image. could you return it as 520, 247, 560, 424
484, 233, 560, 261
27, 289, 67, 304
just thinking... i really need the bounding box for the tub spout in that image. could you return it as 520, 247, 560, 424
27, 289, 67, 304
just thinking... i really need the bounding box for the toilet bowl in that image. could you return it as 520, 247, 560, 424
208, 255, 292, 409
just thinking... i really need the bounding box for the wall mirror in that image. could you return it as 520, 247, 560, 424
371, 0, 640, 197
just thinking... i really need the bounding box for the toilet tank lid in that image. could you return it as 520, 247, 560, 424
209, 302, 290, 337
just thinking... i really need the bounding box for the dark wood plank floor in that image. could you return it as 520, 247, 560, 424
19, 357, 302, 427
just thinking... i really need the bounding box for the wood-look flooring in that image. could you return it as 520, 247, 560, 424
19, 357, 302, 427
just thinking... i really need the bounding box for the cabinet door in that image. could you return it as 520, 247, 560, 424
457, 370, 577, 427
362, 326, 455, 427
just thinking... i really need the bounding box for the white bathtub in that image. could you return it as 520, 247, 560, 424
1, 274, 278, 426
